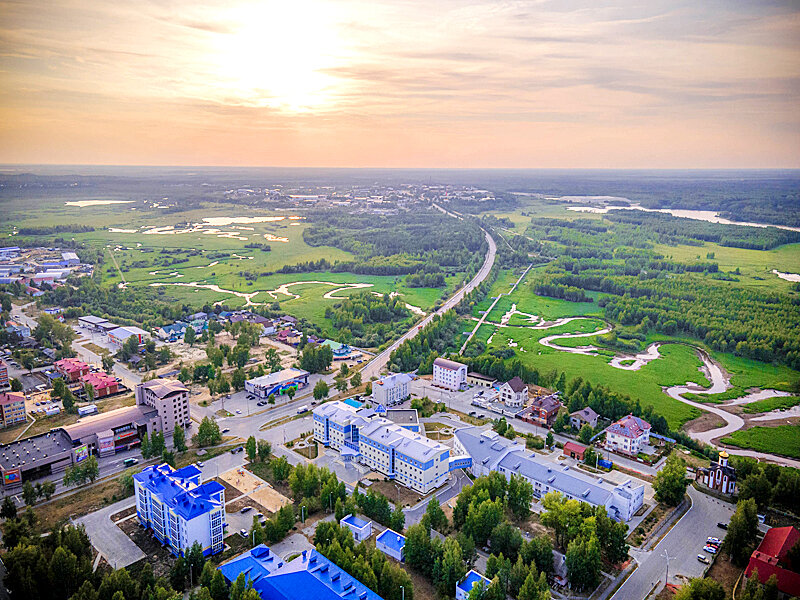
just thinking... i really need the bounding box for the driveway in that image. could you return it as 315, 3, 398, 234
610, 486, 735, 599
75, 497, 145, 569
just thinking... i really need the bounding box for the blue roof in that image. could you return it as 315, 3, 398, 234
342, 514, 370, 530
376, 529, 405, 552
134, 463, 221, 521
457, 570, 490, 594
220, 546, 384, 600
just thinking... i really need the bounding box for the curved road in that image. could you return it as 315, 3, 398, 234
361, 217, 497, 380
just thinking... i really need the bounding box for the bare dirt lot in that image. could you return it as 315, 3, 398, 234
220, 466, 291, 513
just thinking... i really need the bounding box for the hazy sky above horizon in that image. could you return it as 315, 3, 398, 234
1, 0, 799, 168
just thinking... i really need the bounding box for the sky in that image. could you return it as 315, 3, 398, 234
1, 0, 799, 168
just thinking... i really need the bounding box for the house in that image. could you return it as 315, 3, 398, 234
372, 373, 412, 406
432, 357, 467, 390
456, 570, 491, 600
744, 526, 800, 598
280, 315, 297, 325
453, 426, 644, 521
108, 326, 149, 348
341, 514, 372, 542
5, 320, 31, 339
524, 394, 562, 427
0, 392, 26, 428
499, 376, 527, 408
80, 372, 119, 398
218, 546, 383, 600
606, 414, 651, 456
563, 441, 587, 461
376, 529, 406, 562
188, 312, 208, 322
54, 358, 90, 383
695, 451, 737, 495
467, 372, 496, 388
571, 407, 599, 430
134, 463, 225, 556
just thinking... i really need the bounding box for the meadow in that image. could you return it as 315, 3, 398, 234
721, 425, 800, 460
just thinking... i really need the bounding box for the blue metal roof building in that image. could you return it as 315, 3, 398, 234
218, 545, 384, 600
376, 529, 405, 562
456, 570, 491, 600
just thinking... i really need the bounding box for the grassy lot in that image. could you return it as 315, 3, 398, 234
741, 396, 800, 414
721, 425, 800, 459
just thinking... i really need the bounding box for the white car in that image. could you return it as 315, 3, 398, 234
703, 545, 718, 554
706, 537, 722, 546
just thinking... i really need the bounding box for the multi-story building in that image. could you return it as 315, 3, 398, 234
372, 373, 412, 406
0, 360, 9, 389
570, 407, 599, 430
314, 400, 462, 494
454, 426, 644, 521
433, 357, 467, 390
499, 376, 528, 407
135, 379, 190, 434
54, 358, 90, 383
134, 463, 225, 557
522, 394, 562, 427
605, 414, 651, 456
0, 392, 26, 428
218, 546, 383, 600
80, 372, 119, 398
744, 526, 800, 598
695, 451, 737, 495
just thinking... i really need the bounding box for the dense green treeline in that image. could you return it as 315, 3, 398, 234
324, 291, 413, 348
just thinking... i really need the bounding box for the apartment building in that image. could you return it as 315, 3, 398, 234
372, 372, 412, 406
134, 463, 225, 557
0, 361, 8, 390
432, 357, 467, 390
135, 379, 190, 434
54, 358, 90, 383
0, 392, 26, 428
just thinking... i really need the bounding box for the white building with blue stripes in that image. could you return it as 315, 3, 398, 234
134, 463, 226, 557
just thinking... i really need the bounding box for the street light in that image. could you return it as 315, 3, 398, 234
663, 549, 675, 587
301, 505, 306, 524
400, 585, 404, 600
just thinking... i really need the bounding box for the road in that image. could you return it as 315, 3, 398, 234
361, 220, 496, 380
610, 486, 735, 599
403, 469, 471, 526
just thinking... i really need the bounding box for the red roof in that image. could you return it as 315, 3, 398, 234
0, 392, 24, 406
81, 372, 118, 388
563, 441, 586, 455
745, 527, 800, 597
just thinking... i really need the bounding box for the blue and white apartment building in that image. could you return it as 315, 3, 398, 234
314, 401, 470, 495
134, 463, 226, 557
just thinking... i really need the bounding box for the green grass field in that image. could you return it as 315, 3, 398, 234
721, 425, 800, 459
741, 396, 800, 414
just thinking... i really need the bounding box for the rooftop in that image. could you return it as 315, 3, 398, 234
457, 570, 490, 594
359, 417, 447, 463
109, 326, 148, 339
0, 428, 73, 471
571, 407, 599, 421
375, 373, 413, 388
134, 463, 222, 520
247, 368, 309, 387
0, 392, 25, 406
434, 357, 466, 371
139, 379, 188, 398
341, 514, 370, 530
385, 409, 419, 428
376, 528, 405, 552
530, 395, 561, 412
78, 315, 109, 325
64, 405, 158, 441
608, 414, 651, 439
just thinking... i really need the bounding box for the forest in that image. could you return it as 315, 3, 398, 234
323, 291, 414, 347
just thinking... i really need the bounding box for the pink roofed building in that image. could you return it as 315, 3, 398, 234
55, 358, 90, 383
605, 414, 651, 456
80, 372, 119, 398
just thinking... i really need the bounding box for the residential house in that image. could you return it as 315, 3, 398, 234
499, 376, 527, 408
606, 414, 651, 456
571, 407, 599, 430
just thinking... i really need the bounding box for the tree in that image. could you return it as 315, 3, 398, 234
170, 556, 189, 591
173, 426, 187, 453
272, 456, 291, 482
209, 570, 228, 600
674, 577, 725, 600
268, 393, 276, 405
490, 522, 524, 562
102, 355, 114, 373
425, 497, 448, 532
390, 505, 405, 532
250, 515, 265, 547
566, 534, 601, 592
231, 368, 246, 391
194, 416, 221, 447
245, 436, 257, 462
335, 377, 348, 393
595, 507, 629, 564
313, 379, 330, 401
546, 431, 554, 447
578, 424, 593, 445
584, 447, 597, 467
141, 432, 151, 459
183, 327, 196, 346
1, 495, 17, 519
365, 381, 372, 396
150, 431, 166, 457
517, 570, 550, 600
22, 481, 37, 506
507, 474, 534, 520
10, 378, 22, 392
257, 439, 271, 462
185, 541, 206, 584
162, 449, 175, 467
653, 453, 688, 506
724, 498, 760, 566
38, 480, 55, 501
351, 371, 362, 388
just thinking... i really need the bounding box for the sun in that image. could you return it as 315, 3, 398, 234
214, 2, 346, 112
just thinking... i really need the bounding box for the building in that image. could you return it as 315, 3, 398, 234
80, 372, 119, 398
135, 379, 190, 434
218, 546, 383, 600
0, 392, 26, 428
744, 526, 800, 599
467, 372, 496, 388
108, 326, 149, 348
65, 405, 161, 455
571, 407, 599, 430
563, 441, 587, 461
606, 414, 651, 456
61, 251, 80, 266
522, 394, 562, 427
376, 528, 406, 562
55, 358, 90, 383
0, 361, 9, 389
695, 451, 737, 495
454, 426, 644, 521
245, 369, 309, 400
78, 315, 109, 331
0, 247, 20, 260
456, 570, 491, 600
433, 357, 467, 390
372, 372, 412, 406
5, 320, 31, 338
499, 376, 527, 408
313, 400, 463, 495
341, 514, 372, 542
134, 463, 225, 557
385, 408, 420, 433
0, 429, 76, 487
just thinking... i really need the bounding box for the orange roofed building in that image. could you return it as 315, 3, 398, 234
744, 526, 800, 599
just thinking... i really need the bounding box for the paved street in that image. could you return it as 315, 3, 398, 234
610, 486, 735, 599
75, 496, 144, 569
403, 469, 471, 526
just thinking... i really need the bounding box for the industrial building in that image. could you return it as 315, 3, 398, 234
134, 463, 226, 557
218, 546, 383, 600
453, 426, 644, 521
245, 368, 309, 399
108, 325, 149, 348
0, 429, 76, 487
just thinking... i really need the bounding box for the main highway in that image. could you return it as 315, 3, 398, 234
361, 208, 497, 380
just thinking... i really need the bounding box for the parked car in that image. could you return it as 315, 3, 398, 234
240, 506, 252, 514
707, 537, 722, 546
235, 409, 242, 414
222, 428, 230, 433
697, 555, 710, 564
239, 529, 247, 538
703, 545, 718, 554
717, 522, 728, 530
196, 461, 204, 468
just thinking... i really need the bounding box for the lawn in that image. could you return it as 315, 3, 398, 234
721, 425, 800, 459
478, 278, 602, 322
741, 396, 800, 414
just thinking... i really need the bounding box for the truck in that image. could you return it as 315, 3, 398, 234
78, 404, 98, 417
297, 405, 309, 414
